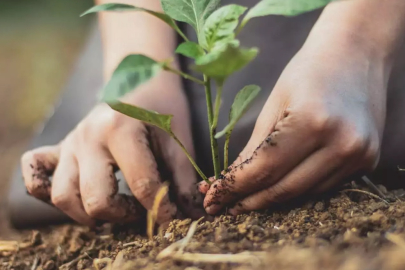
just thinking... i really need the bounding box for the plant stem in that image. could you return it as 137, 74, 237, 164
204, 76, 221, 180
173, 25, 189, 42
163, 65, 205, 85
212, 83, 223, 129
224, 131, 231, 169
171, 133, 209, 183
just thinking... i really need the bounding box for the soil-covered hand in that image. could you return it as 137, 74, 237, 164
200, 34, 389, 215
21, 72, 203, 226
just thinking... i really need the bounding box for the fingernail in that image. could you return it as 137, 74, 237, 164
205, 206, 211, 213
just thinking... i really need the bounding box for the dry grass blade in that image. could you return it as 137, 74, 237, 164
147, 182, 169, 240
157, 218, 204, 260
157, 239, 185, 260
166, 251, 266, 265
30, 255, 39, 270
157, 218, 264, 265
178, 217, 204, 253
0, 241, 34, 252
386, 233, 405, 249
111, 251, 126, 269
361, 176, 387, 199
0, 231, 40, 253
341, 189, 389, 205
0, 242, 18, 252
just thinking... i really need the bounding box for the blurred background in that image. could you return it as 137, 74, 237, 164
0, 0, 94, 237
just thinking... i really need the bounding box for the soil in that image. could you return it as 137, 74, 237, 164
2, 183, 405, 270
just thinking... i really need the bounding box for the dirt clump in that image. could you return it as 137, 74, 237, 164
2, 185, 405, 270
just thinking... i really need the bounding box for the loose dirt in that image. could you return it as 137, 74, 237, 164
2, 183, 405, 270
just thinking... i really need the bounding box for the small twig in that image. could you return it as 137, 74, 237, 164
98, 235, 113, 240
122, 241, 142, 248
31, 255, 39, 270
59, 254, 88, 269
361, 176, 387, 199
84, 252, 93, 260
386, 233, 405, 249
342, 189, 389, 205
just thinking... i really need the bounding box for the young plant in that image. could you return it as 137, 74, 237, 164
82, 0, 335, 184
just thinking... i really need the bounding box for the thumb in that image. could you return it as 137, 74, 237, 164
202, 92, 291, 214
21, 145, 60, 202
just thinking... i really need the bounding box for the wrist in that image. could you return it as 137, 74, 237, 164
303, 21, 392, 76
306, 0, 405, 72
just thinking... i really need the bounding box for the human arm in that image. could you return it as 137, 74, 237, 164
21, 0, 202, 226
200, 0, 405, 215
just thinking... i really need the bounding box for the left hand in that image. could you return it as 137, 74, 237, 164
199, 32, 389, 215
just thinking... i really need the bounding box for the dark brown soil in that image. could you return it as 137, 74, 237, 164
2, 183, 405, 270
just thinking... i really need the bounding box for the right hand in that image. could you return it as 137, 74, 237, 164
21, 73, 203, 227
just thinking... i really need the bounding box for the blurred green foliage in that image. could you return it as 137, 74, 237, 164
0, 0, 94, 136
0, 0, 93, 29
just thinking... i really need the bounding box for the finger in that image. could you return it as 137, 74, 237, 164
198, 180, 211, 195
228, 148, 347, 215
51, 149, 95, 226
21, 145, 60, 202
77, 145, 145, 222
109, 125, 176, 225
203, 109, 324, 215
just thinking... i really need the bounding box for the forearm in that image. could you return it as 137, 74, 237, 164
96, 0, 179, 80
307, 0, 405, 68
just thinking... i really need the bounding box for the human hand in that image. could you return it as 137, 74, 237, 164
199, 32, 389, 215
21, 73, 203, 227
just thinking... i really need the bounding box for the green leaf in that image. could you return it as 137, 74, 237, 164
193, 42, 258, 81
241, 0, 334, 28
216, 85, 261, 138
203, 4, 247, 49
81, 3, 176, 25
176, 42, 205, 59
101, 55, 161, 103
160, 0, 220, 43
81, 3, 188, 40
109, 102, 173, 133
109, 101, 209, 182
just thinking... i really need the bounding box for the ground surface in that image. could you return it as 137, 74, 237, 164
2, 184, 405, 270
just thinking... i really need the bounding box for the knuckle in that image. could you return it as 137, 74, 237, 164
265, 184, 289, 204
131, 178, 157, 204
84, 196, 110, 219
337, 134, 368, 159
51, 193, 72, 210
21, 151, 34, 166
306, 109, 335, 134
109, 109, 136, 130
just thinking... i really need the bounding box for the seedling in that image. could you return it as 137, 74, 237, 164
82, 0, 334, 184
